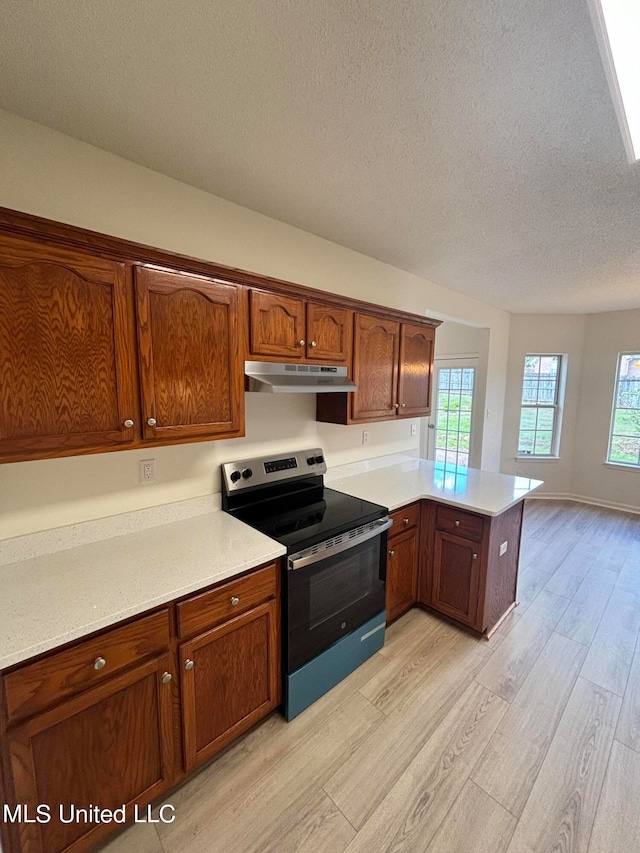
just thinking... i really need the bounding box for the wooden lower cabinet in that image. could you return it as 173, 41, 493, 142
179, 599, 280, 771
5, 655, 176, 853
385, 503, 421, 623
418, 500, 524, 636
431, 531, 482, 629
0, 562, 281, 853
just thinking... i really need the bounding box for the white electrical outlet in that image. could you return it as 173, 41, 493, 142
140, 459, 155, 483
411, 423, 417, 437
499, 541, 508, 556
362, 430, 369, 445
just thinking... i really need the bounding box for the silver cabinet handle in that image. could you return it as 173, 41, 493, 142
400, 403, 406, 407
388, 550, 395, 557
393, 403, 399, 409
472, 553, 478, 560
93, 656, 106, 671
147, 418, 157, 427
403, 518, 409, 525
124, 419, 134, 428
231, 596, 240, 606
185, 659, 194, 671
310, 341, 317, 347
162, 672, 172, 684
455, 520, 460, 527
298, 340, 305, 346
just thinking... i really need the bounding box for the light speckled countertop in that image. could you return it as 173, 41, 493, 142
0, 512, 285, 670
330, 458, 543, 516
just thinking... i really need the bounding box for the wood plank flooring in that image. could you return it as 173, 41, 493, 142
103, 500, 640, 853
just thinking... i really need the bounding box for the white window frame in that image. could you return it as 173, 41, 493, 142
517, 353, 566, 460
606, 351, 640, 470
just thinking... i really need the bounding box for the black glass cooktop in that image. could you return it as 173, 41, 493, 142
228, 486, 388, 553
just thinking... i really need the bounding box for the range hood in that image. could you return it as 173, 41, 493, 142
245, 361, 357, 393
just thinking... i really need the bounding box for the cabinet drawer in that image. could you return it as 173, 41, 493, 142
389, 502, 421, 537
177, 563, 278, 638
435, 505, 485, 543
3, 609, 170, 724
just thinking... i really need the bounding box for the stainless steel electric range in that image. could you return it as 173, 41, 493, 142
222, 448, 391, 720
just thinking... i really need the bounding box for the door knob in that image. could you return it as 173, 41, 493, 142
147, 418, 157, 427
185, 659, 194, 671
161, 672, 172, 684
298, 340, 305, 346
310, 341, 317, 347
124, 419, 134, 428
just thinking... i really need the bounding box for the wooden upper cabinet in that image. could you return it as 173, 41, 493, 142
0, 235, 136, 459
249, 290, 306, 358
398, 323, 435, 416
351, 314, 400, 420
306, 302, 352, 363
135, 266, 244, 441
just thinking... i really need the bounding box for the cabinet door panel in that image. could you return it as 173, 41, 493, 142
306, 302, 351, 363
431, 531, 481, 628
180, 600, 280, 771
351, 314, 400, 420
386, 528, 419, 623
398, 323, 435, 416
0, 235, 136, 458
249, 290, 306, 358
7, 655, 175, 853
135, 266, 244, 440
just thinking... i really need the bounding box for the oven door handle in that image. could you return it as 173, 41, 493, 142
288, 516, 393, 571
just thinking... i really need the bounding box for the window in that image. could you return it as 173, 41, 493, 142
518, 355, 563, 456
608, 353, 640, 467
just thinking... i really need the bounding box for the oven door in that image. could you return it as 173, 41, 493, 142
286, 517, 392, 672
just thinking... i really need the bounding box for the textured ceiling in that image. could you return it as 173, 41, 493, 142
2, 0, 640, 313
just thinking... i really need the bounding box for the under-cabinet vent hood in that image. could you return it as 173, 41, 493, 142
245, 361, 357, 393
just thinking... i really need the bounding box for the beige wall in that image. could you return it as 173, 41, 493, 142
501, 312, 639, 512
572, 309, 640, 510
0, 110, 511, 539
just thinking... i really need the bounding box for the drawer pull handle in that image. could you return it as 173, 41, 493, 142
231, 596, 240, 606
93, 657, 106, 671
454, 520, 460, 527
473, 553, 478, 560
162, 672, 172, 684
403, 518, 409, 525
388, 550, 395, 557
185, 659, 195, 671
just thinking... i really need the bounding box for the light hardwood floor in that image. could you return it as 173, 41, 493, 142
103, 500, 640, 853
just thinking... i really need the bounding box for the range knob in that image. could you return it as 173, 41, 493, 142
229, 470, 241, 483
307, 456, 316, 466
242, 468, 253, 480
315, 455, 324, 465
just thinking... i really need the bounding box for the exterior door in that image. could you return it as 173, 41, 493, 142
135, 266, 244, 441
424, 359, 478, 468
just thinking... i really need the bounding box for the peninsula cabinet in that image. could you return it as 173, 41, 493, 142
248, 289, 352, 364
135, 266, 244, 441
316, 313, 435, 424
418, 501, 525, 635
0, 233, 137, 459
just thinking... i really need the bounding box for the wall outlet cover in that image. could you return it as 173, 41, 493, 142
140, 459, 155, 483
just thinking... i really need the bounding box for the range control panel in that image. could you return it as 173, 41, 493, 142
222, 448, 327, 492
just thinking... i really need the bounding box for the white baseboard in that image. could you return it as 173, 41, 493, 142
526, 492, 640, 516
